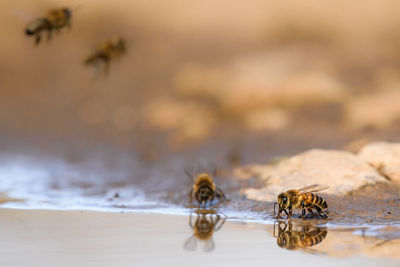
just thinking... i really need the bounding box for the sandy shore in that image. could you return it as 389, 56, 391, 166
0, 209, 398, 267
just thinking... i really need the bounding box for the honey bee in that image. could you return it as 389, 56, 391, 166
84, 37, 127, 76
183, 209, 226, 252
273, 221, 327, 252
188, 172, 226, 208
274, 184, 329, 219
25, 8, 72, 44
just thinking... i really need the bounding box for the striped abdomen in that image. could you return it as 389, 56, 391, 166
302, 228, 328, 247
25, 18, 49, 35
304, 193, 327, 209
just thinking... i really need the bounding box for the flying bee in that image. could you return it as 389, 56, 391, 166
273, 221, 327, 252
25, 8, 72, 44
183, 209, 226, 252
188, 171, 226, 208
84, 37, 127, 76
274, 184, 329, 219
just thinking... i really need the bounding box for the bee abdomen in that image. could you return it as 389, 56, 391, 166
303, 229, 327, 247
25, 18, 48, 35
310, 193, 327, 209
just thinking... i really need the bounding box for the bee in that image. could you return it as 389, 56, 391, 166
25, 8, 72, 45
274, 184, 329, 219
183, 209, 226, 252
84, 37, 127, 76
188, 172, 226, 208
273, 221, 327, 252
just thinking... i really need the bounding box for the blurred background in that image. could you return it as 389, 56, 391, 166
1, 0, 400, 206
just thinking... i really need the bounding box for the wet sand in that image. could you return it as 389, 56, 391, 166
0, 209, 398, 267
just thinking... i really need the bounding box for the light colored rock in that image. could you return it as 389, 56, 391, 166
235, 149, 387, 202
359, 142, 400, 183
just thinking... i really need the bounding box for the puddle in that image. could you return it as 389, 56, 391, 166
0, 209, 398, 267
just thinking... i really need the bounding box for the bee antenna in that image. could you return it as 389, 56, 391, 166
185, 169, 193, 180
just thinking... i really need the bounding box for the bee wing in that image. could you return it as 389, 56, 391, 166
184, 165, 197, 181
203, 239, 215, 252
298, 184, 329, 195
183, 235, 197, 251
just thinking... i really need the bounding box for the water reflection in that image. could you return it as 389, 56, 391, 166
273, 221, 327, 253
183, 209, 226, 252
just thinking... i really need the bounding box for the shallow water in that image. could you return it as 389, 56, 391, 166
0, 210, 399, 266
0, 146, 400, 264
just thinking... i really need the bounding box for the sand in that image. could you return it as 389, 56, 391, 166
0, 209, 398, 267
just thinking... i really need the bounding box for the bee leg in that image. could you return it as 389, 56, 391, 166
275, 208, 282, 219
188, 188, 193, 204
288, 205, 293, 218
103, 62, 110, 76
301, 200, 306, 219
188, 212, 196, 228
35, 34, 41, 45
94, 63, 101, 77
307, 207, 316, 218
47, 29, 52, 41
215, 187, 226, 202
312, 205, 328, 219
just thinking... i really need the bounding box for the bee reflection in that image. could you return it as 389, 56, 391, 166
273, 221, 327, 253
183, 209, 226, 252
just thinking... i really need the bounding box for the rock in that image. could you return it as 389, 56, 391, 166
359, 142, 400, 183
235, 149, 387, 202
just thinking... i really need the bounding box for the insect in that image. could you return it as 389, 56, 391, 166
25, 8, 72, 44
183, 209, 226, 252
84, 37, 127, 76
274, 184, 329, 219
188, 172, 226, 208
273, 221, 327, 252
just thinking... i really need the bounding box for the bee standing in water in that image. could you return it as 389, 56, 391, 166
84, 37, 127, 76
274, 184, 329, 219
183, 209, 226, 252
188, 172, 226, 208
273, 221, 327, 252
25, 8, 72, 44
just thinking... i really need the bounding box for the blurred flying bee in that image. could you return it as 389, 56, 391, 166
188, 171, 226, 208
84, 37, 127, 76
274, 184, 329, 219
183, 209, 226, 252
273, 221, 327, 252
25, 8, 72, 44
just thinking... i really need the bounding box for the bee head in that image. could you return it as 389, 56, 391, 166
198, 186, 212, 201
62, 8, 72, 19
277, 193, 290, 209
109, 37, 127, 53
195, 216, 214, 240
